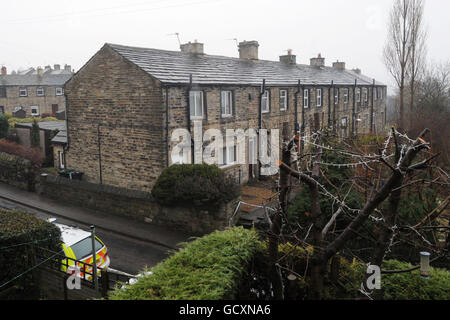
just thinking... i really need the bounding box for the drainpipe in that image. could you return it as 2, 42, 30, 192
165, 86, 170, 167
187, 74, 193, 163
370, 79, 375, 135
328, 81, 332, 128
352, 79, 357, 137
258, 79, 265, 180
97, 124, 103, 185
295, 80, 300, 135
301, 84, 305, 155
332, 81, 336, 134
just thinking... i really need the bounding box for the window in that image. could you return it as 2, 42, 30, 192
58, 151, 65, 169
374, 88, 378, 101
379, 88, 383, 100
36, 87, 45, 97
189, 91, 204, 119
19, 88, 27, 97
221, 145, 237, 167
279, 90, 288, 111
56, 87, 63, 96
0, 106, 4, 115
303, 89, 309, 108
70, 237, 103, 260
363, 88, 368, 103
221, 91, 233, 117
316, 88, 322, 107
261, 90, 270, 113
356, 88, 361, 103
0, 87, 6, 98
334, 88, 339, 105
30, 106, 39, 116
344, 88, 349, 104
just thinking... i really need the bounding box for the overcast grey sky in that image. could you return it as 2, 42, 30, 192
1, 0, 449, 92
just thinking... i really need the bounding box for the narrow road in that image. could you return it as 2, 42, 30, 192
0, 198, 170, 275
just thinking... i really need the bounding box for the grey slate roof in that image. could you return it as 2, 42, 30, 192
108, 43, 384, 87
15, 121, 67, 144
0, 73, 72, 87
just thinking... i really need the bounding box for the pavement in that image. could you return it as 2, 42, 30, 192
0, 182, 192, 251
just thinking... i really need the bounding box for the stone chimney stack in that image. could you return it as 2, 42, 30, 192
352, 68, 361, 75
310, 53, 325, 67
64, 64, 72, 72
37, 66, 44, 77
238, 40, 259, 60
280, 49, 296, 65
180, 40, 204, 55
1, 66, 6, 75
332, 60, 346, 70
54, 64, 61, 70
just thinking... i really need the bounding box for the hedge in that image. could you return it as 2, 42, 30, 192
152, 164, 240, 209
277, 243, 450, 300
0, 209, 61, 299
109, 227, 263, 300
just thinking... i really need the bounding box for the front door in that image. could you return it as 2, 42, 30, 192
52, 104, 58, 117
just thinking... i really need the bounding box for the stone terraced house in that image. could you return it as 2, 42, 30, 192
63, 41, 387, 193
0, 65, 73, 117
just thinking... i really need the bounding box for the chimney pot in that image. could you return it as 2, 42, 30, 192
180, 41, 204, 55
238, 40, 259, 60
310, 54, 325, 67
280, 50, 296, 65
333, 61, 346, 70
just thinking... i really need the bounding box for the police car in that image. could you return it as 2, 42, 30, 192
49, 219, 110, 279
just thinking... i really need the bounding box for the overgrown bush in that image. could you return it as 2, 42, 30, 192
0, 139, 43, 167
8, 116, 60, 129
152, 164, 240, 209
277, 243, 450, 300
109, 227, 263, 300
0, 209, 61, 299
0, 115, 9, 139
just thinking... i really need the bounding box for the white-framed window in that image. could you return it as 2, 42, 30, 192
261, 90, 270, 113
279, 89, 287, 111
220, 144, 237, 167
356, 88, 361, 103
36, 87, 45, 97
303, 89, 309, 108
19, 88, 27, 97
58, 151, 65, 169
56, 87, 63, 96
316, 88, 322, 107
374, 87, 378, 101
334, 88, 339, 105
30, 106, 39, 116
221, 91, 233, 117
344, 88, 349, 104
189, 90, 204, 119
379, 87, 383, 100
363, 88, 368, 103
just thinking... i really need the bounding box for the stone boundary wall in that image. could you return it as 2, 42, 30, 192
38, 174, 234, 235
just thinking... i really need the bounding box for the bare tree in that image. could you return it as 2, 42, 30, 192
384, 0, 427, 131
407, 0, 427, 130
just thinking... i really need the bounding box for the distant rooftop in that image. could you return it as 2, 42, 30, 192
0, 64, 73, 86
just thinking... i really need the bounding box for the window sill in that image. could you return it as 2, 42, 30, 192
220, 163, 240, 171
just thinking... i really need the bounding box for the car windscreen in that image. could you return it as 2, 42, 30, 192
70, 237, 103, 260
